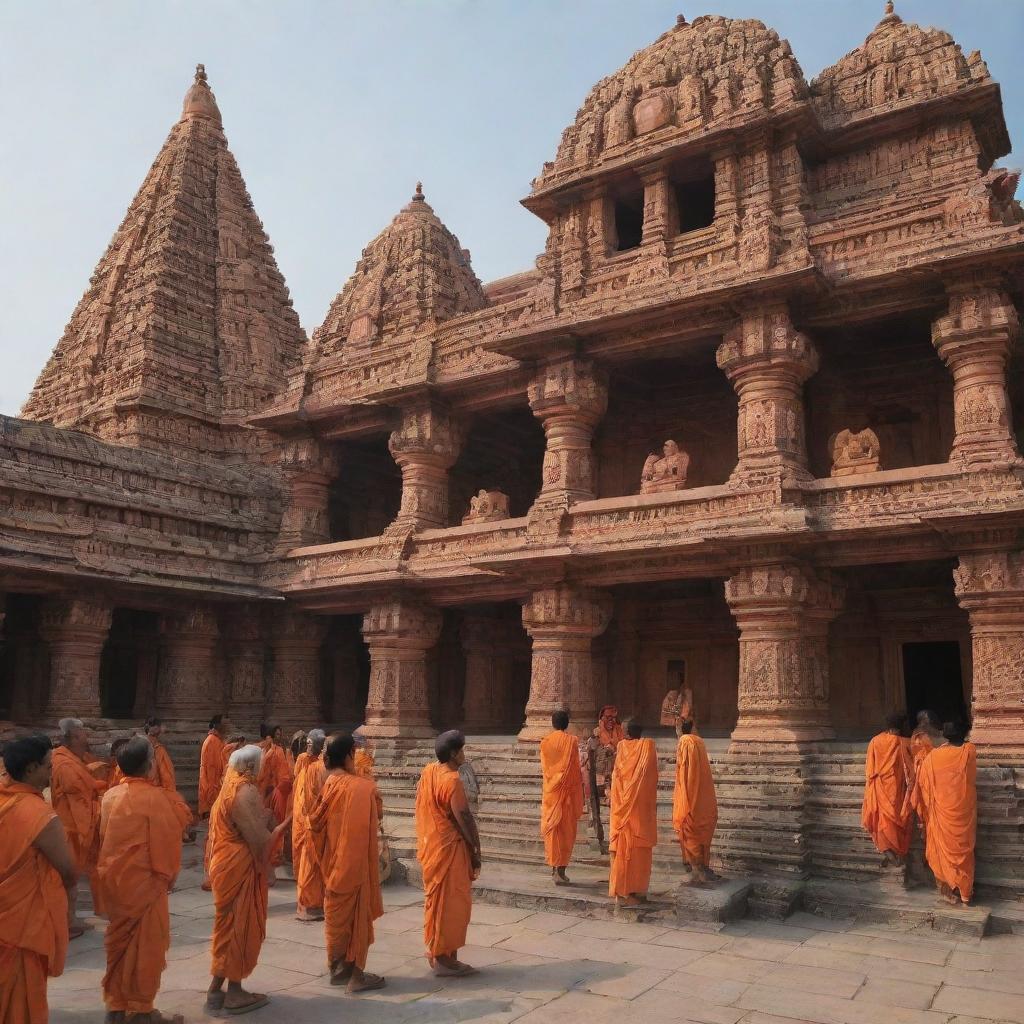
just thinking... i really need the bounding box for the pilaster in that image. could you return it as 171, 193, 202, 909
519, 584, 612, 741
277, 436, 339, 549
40, 596, 112, 719
388, 403, 464, 530
717, 304, 818, 486
156, 605, 221, 717
932, 282, 1020, 468
361, 597, 442, 739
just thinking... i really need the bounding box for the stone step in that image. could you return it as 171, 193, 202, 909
675, 877, 752, 924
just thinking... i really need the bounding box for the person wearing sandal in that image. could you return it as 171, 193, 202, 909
309, 733, 386, 993
205, 744, 290, 1017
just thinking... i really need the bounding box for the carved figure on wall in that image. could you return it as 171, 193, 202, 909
660, 684, 695, 736
640, 439, 690, 493
461, 489, 510, 525
830, 428, 881, 477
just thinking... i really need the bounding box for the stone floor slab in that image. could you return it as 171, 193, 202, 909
582, 965, 671, 999
757, 963, 866, 999
932, 984, 1024, 1023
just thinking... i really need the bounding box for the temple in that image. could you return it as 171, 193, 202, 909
4, 8, 1024, 914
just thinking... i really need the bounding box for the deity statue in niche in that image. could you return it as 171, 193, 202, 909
830, 428, 881, 477
462, 489, 510, 525
660, 661, 695, 736
640, 439, 690, 493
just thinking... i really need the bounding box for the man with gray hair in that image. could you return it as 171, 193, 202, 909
50, 718, 109, 934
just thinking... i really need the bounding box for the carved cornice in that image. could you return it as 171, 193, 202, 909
39, 595, 113, 637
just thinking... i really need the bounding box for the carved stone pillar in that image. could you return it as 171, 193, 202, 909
277, 436, 339, 549
267, 609, 327, 728
461, 612, 518, 733
520, 585, 612, 741
40, 596, 112, 719
725, 563, 844, 743
932, 283, 1020, 467
223, 604, 266, 724
640, 166, 671, 246
528, 356, 608, 508
388, 404, 463, 530
717, 305, 818, 486
361, 597, 442, 739
156, 606, 220, 718
954, 550, 1024, 747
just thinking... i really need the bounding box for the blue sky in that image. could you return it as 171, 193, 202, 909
1, 1, 1021, 415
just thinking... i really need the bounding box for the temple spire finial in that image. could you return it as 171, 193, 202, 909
195, 63, 208, 84
181, 62, 221, 124
676, 13, 688, 27
413, 181, 425, 202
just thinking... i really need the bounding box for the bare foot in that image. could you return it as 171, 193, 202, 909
223, 990, 269, 1014
295, 907, 324, 922
201, 880, 212, 892
348, 972, 386, 993
205, 990, 225, 1012
615, 896, 642, 907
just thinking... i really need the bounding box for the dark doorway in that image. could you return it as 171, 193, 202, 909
902, 641, 966, 727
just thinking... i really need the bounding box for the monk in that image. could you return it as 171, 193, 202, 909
353, 728, 376, 780
918, 720, 977, 906
292, 730, 327, 922
661, 684, 696, 737
198, 715, 232, 818
292, 727, 321, 784
903, 709, 942, 827
255, 723, 289, 819
143, 719, 176, 794
107, 738, 129, 791
540, 710, 583, 886
310, 733, 385, 992
861, 712, 913, 864
0, 735, 76, 1024
672, 719, 718, 885
593, 705, 624, 805
416, 730, 481, 977
206, 744, 290, 1015
97, 736, 192, 1024
288, 731, 307, 775
608, 720, 659, 906
50, 717, 109, 931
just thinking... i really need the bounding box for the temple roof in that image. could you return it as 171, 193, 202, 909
531, 15, 808, 195
21, 65, 306, 456
309, 183, 486, 360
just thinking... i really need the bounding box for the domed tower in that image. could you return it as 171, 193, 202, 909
20, 65, 307, 461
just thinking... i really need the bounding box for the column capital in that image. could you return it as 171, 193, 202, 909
521, 584, 613, 641
271, 607, 329, 648
279, 434, 340, 482
725, 562, 845, 622
932, 282, 1018, 361
362, 597, 443, 650
388, 402, 464, 469
40, 595, 113, 639
527, 356, 608, 426
716, 305, 819, 382
160, 605, 219, 641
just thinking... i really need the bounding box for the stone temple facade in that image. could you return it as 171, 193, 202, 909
3, 9, 1024, 909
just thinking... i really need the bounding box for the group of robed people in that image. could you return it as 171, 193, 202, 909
540, 710, 719, 905
861, 710, 978, 905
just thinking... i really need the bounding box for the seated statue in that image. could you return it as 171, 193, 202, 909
462, 488, 510, 524
830, 428, 881, 477
640, 439, 690, 494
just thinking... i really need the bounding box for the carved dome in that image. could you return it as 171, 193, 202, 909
533, 15, 808, 193
810, 6, 992, 129
311, 184, 487, 359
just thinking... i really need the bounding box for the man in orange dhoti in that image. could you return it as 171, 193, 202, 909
50, 718, 109, 932
416, 730, 481, 977
903, 709, 941, 828
206, 744, 290, 1015
198, 715, 232, 818
292, 730, 327, 922
540, 711, 583, 886
255, 724, 289, 819
608, 720, 659, 906
673, 719, 718, 885
310, 733, 385, 992
593, 705, 623, 805
918, 721, 977, 906
861, 712, 913, 864
0, 736, 75, 1024
98, 737, 192, 1024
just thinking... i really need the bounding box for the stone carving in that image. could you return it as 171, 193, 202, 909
462, 489, 510, 524
944, 169, 1022, 233
640, 440, 690, 493
388, 404, 464, 530
830, 428, 881, 477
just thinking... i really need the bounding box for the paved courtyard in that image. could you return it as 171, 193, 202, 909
50, 850, 1024, 1024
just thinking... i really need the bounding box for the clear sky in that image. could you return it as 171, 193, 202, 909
1, 1, 1021, 415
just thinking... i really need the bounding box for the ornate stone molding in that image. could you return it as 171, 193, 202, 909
221, 603, 266, 723
277, 436, 340, 550
955, 549, 1024, 746
717, 305, 818, 486
519, 584, 612, 741
156, 604, 221, 717
40, 595, 113, 718
932, 283, 1020, 468
361, 596, 443, 738
725, 563, 844, 743
528, 357, 608, 507
388, 404, 464, 530
267, 608, 328, 726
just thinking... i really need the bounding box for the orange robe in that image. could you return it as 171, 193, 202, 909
49, 745, 107, 914
148, 738, 177, 794
208, 770, 269, 981
416, 762, 473, 958
293, 751, 312, 781
672, 733, 717, 868
293, 760, 327, 912
539, 730, 583, 868
0, 782, 69, 1024
256, 743, 290, 817
97, 778, 191, 1015
354, 749, 376, 780
312, 772, 383, 971
198, 732, 228, 815
608, 738, 659, 898
108, 764, 126, 790
861, 732, 913, 857
919, 743, 977, 903
903, 729, 935, 824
